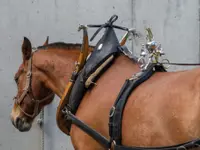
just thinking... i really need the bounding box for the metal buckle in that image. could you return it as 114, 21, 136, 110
75, 61, 80, 67
62, 106, 71, 120
78, 24, 88, 32
109, 106, 115, 117
62, 106, 71, 115
176, 146, 187, 150
129, 72, 143, 81
26, 71, 32, 77
70, 71, 78, 82
62, 106, 67, 114
112, 140, 116, 145
161, 58, 170, 69
108, 140, 116, 150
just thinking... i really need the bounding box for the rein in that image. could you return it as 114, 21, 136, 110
13, 52, 54, 118
159, 62, 200, 66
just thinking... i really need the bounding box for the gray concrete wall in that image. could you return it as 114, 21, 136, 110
132, 0, 200, 71
0, 0, 199, 150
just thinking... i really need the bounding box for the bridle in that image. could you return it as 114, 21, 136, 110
13, 52, 54, 118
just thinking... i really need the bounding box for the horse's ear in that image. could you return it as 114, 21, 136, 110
22, 37, 32, 61
43, 36, 49, 46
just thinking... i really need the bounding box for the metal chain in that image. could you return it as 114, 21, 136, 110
41, 109, 44, 150
38, 109, 44, 150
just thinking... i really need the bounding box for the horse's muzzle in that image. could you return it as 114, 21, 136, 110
11, 116, 32, 132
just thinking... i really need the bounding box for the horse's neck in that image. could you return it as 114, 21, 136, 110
38, 49, 138, 98
35, 49, 80, 97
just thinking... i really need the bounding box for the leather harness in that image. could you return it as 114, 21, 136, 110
58, 15, 200, 150
14, 52, 54, 118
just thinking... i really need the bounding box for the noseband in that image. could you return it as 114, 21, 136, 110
13, 52, 54, 118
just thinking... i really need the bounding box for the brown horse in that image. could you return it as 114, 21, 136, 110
10, 37, 200, 150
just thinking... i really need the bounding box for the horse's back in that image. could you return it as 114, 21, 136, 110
123, 67, 200, 147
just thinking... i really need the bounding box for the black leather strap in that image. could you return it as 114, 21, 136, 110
68, 25, 121, 116
66, 17, 122, 134
113, 138, 200, 150
87, 15, 130, 41
65, 110, 111, 149
109, 63, 158, 145
108, 63, 200, 150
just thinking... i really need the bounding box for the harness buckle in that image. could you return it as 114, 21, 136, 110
75, 61, 80, 68
109, 140, 116, 150
70, 71, 78, 82
129, 72, 143, 81
27, 71, 32, 77
62, 106, 72, 121
109, 106, 115, 117
176, 146, 187, 150
112, 140, 116, 145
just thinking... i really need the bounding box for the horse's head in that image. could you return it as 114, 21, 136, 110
10, 36, 55, 132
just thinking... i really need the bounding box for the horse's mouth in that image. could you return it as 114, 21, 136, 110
17, 126, 31, 132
